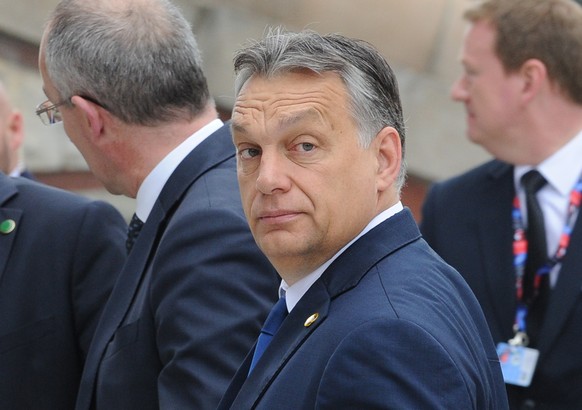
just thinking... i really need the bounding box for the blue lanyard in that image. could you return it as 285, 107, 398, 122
510, 175, 582, 345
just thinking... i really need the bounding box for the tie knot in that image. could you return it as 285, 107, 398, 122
248, 296, 288, 374
129, 213, 144, 230
262, 297, 288, 335
126, 213, 144, 253
521, 170, 547, 195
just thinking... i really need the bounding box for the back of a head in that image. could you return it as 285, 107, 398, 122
44, 0, 211, 126
233, 27, 407, 190
465, 0, 582, 105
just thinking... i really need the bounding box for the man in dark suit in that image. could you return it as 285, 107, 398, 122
217, 28, 508, 409
0, 172, 126, 408
421, 0, 582, 408
37, 0, 278, 409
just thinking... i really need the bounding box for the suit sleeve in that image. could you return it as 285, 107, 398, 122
150, 205, 279, 410
316, 318, 478, 410
70, 200, 127, 358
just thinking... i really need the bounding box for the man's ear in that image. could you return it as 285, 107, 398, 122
374, 126, 402, 192
7, 110, 24, 151
71, 95, 105, 139
519, 58, 547, 102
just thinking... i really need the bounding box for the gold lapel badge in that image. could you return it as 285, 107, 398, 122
304, 313, 319, 327
0, 219, 16, 235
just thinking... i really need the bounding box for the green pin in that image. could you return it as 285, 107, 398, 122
0, 219, 16, 234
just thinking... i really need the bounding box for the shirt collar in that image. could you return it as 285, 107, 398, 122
515, 129, 582, 196
135, 119, 223, 221
281, 201, 404, 312
9, 161, 25, 177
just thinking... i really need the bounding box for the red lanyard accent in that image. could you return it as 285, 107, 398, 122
511, 177, 582, 341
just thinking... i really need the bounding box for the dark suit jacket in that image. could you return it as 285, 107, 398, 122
75, 124, 279, 410
218, 208, 508, 409
421, 159, 582, 409
0, 174, 127, 409
18, 169, 34, 180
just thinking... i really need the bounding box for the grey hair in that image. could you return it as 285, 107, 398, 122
44, 0, 211, 126
233, 27, 407, 191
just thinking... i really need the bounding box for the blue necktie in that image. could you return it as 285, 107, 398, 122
248, 297, 288, 374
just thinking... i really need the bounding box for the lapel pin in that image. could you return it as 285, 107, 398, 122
0, 219, 16, 235
304, 313, 319, 327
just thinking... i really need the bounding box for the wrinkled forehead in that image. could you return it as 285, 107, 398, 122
232, 72, 348, 135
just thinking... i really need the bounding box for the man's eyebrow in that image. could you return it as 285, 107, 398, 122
231, 121, 247, 135
278, 108, 322, 129
232, 107, 323, 136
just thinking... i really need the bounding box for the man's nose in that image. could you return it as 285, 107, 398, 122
255, 152, 291, 195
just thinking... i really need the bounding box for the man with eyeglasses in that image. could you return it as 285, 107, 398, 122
38, 0, 279, 409
35, 99, 64, 126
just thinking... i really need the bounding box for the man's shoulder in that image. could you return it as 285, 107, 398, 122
155, 155, 247, 246
436, 159, 510, 190
160, 124, 237, 204
7, 176, 119, 216
423, 159, 513, 211
319, 235, 485, 345
176, 154, 240, 210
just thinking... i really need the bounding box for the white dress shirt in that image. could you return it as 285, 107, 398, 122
135, 119, 223, 222
280, 201, 405, 312
514, 129, 582, 287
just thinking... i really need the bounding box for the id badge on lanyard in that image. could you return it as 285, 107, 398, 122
496, 177, 582, 387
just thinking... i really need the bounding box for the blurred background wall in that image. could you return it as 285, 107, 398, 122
0, 0, 494, 221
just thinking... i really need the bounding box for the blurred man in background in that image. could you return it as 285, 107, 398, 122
421, 0, 582, 408
0, 170, 127, 409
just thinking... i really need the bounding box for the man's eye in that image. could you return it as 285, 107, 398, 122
464, 67, 477, 77
298, 143, 315, 152
240, 148, 261, 159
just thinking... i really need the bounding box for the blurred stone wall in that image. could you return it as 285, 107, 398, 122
0, 0, 494, 220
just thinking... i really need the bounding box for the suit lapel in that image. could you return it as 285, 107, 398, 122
102, 123, 235, 324
471, 161, 582, 353
229, 282, 331, 408
78, 124, 235, 409
223, 209, 422, 408
476, 162, 516, 340
537, 216, 582, 354
75, 194, 170, 410
0, 177, 21, 285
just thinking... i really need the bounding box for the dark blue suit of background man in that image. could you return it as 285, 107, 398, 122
0, 173, 127, 408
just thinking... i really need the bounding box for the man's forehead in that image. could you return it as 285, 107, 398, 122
232, 105, 327, 134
